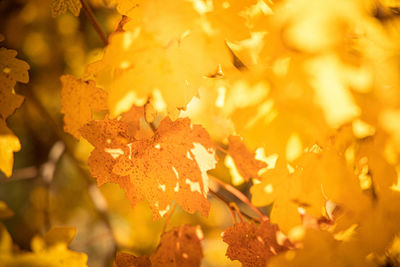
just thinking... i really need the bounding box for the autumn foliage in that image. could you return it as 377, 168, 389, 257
1, 0, 400, 266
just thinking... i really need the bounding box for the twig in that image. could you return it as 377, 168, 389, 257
209, 175, 268, 221
41, 141, 65, 233
0, 166, 38, 183
229, 202, 244, 222
208, 188, 255, 222
80, 0, 108, 45
227, 204, 237, 223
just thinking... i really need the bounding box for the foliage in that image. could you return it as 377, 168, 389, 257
1, 0, 400, 266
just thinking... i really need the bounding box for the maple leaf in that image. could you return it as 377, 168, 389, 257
269, 228, 375, 267
80, 116, 134, 189
115, 0, 145, 18
227, 135, 267, 181
50, 0, 82, 17
250, 159, 303, 233
114, 225, 204, 267
86, 5, 231, 116
0, 224, 88, 266
0, 120, 22, 178
43, 226, 77, 247
204, 0, 261, 41
0, 77, 24, 121
222, 221, 290, 267
81, 115, 217, 219
79, 105, 151, 190
0, 46, 29, 178
112, 117, 217, 219
114, 253, 151, 267
150, 225, 204, 266
0, 48, 30, 83
60, 75, 108, 139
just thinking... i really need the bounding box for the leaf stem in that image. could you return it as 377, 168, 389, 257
229, 202, 244, 222
209, 175, 268, 221
80, 0, 108, 46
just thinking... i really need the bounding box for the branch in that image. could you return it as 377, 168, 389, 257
209, 175, 269, 221
80, 0, 108, 46
208, 188, 256, 223
41, 141, 65, 233
0, 166, 38, 183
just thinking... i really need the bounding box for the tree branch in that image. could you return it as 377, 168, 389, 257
209, 175, 268, 221
208, 188, 256, 223
80, 0, 108, 46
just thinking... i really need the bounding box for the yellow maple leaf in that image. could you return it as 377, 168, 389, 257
0, 224, 87, 267
0, 120, 21, 178
0, 46, 28, 178
86, 4, 231, 116
269, 229, 373, 267
43, 226, 77, 247
60, 75, 108, 139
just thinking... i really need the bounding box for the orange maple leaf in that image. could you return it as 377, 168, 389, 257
150, 225, 204, 266
112, 117, 216, 219
81, 115, 217, 219
222, 221, 291, 267
114, 225, 204, 267
114, 253, 150, 267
